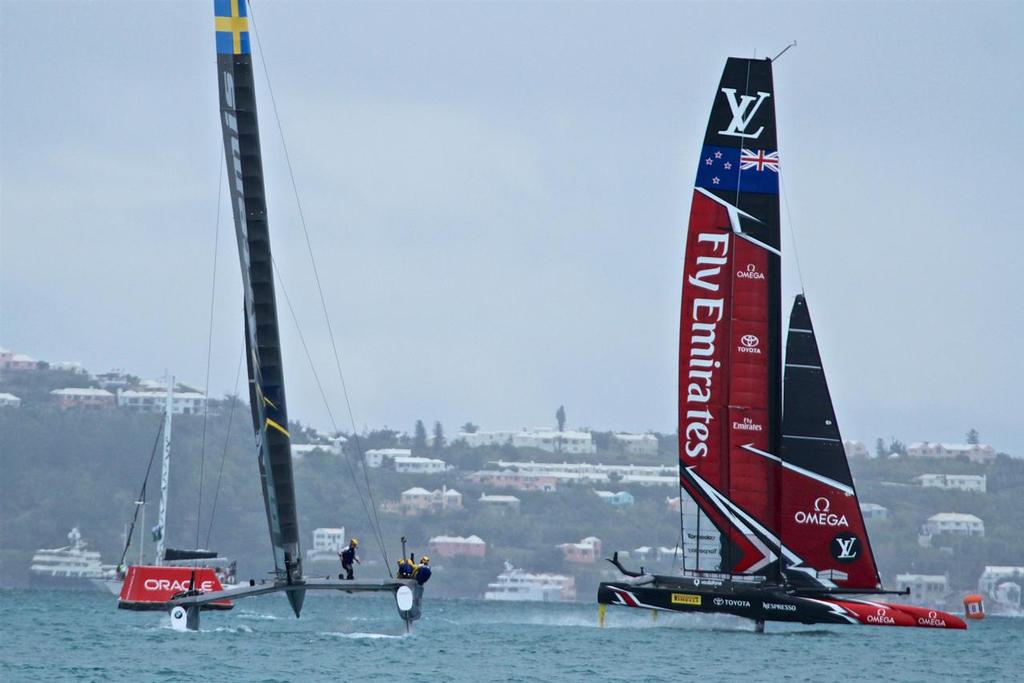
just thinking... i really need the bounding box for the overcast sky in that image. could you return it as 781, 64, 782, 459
1, 1, 1021, 454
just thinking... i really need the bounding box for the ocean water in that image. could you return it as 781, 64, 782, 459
0, 588, 1019, 682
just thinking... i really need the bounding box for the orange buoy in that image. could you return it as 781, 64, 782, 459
963, 594, 985, 620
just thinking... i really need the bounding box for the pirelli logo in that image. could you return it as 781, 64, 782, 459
671, 593, 702, 606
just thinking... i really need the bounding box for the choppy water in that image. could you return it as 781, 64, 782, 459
1, 588, 1019, 682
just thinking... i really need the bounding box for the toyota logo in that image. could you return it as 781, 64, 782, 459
813, 497, 830, 512
713, 597, 723, 606
741, 334, 759, 348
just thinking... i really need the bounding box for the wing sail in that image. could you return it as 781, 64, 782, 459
679, 57, 782, 578
214, 0, 304, 613
779, 295, 881, 590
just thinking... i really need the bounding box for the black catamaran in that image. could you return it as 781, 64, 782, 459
165, 0, 423, 631
597, 57, 965, 631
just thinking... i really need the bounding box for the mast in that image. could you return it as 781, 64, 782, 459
678, 57, 782, 579
154, 376, 173, 565
214, 0, 304, 616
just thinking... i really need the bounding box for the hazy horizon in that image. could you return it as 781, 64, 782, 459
2, 1, 1021, 453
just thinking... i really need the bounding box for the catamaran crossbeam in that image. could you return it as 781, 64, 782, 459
168, 578, 423, 632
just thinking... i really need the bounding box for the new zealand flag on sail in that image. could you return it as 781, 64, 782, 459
695, 145, 779, 195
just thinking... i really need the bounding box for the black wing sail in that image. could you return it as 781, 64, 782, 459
214, 0, 304, 614
779, 294, 881, 590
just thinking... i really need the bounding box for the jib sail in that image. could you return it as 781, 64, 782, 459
678, 57, 782, 578
779, 295, 881, 589
214, 0, 304, 613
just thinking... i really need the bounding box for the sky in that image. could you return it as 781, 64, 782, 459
1, 1, 1021, 454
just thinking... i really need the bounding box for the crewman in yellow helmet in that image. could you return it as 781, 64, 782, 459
397, 556, 414, 579
339, 538, 360, 580
413, 556, 432, 585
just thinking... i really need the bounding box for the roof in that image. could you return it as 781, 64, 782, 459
393, 456, 446, 464
859, 503, 887, 511
119, 389, 206, 400
0, 392, 21, 401
429, 535, 485, 545
10, 353, 37, 362
479, 494, 520, 503
50, 388, 113, 397
928, 512, 983, 523
443, 488, 461, 497
402, 487, 432, 496
909, 442, 992, 451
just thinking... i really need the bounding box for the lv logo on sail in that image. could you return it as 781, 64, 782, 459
718, 88, 771, 139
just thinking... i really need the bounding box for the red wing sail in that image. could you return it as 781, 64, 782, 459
779, 295, 881, 589
679, 58, 782, 577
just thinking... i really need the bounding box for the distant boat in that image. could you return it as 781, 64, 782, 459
29, 527, 116, 591
111, 378, 235, 611
597, 56, 964, 631
485, 562, 576, 602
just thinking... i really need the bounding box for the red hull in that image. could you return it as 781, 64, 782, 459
118, 565, 233, 610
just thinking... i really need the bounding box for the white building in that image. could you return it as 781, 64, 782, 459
292, 442, 342, 459
859, 503, 889, 521
907, 442, 997, 464
611, 433, 659, 456
844, 440, 870, 459
459, 428, 596, 454
117, 388, 207, 415
914, 473, 986, 493
895, 573, 949, 606
51, 361, 87, 374
306, 527, 346, 563
364, 448, 411, 468
923, 512, 985, 537
489, 460, 675, 479
0, 392, 21, 408
978, 566, 1024, 614
393, 456, 448, 474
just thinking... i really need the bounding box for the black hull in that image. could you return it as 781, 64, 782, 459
598, 575, 967, 629
599, 577, 846, 625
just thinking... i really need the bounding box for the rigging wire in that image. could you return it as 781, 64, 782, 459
196, 154, 226, 549
779, 170, 807, 295
118, 419, 165, 568
270, 257, 391, 574
204, 340, 245, 547
249, 2, 392, 576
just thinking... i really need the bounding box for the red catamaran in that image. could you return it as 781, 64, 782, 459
597, 57, 965, 631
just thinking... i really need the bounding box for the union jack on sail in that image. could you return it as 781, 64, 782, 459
740, 149, 779, 172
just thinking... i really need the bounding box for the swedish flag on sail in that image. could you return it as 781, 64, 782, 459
215, 0, 250, 55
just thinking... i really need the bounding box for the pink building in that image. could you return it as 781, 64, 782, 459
466, 470, 558, 492
382, 486, 464, 515
558, 536, 602, 564
428, 535, 487, 559
1, 349, 40, 371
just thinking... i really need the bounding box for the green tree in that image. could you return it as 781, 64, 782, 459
556, 405, 566, 432
888, 438, 906, 455
966, 428, 980, 445
432, 421, 445, 452
875, 437, 886, 458
412, 420, 428, 455
460, 422, 479, 434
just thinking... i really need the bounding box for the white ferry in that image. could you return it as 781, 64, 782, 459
29, 527, 116, 591
484, 562, 576, 602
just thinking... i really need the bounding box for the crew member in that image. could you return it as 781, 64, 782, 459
397, 557, 414, 579
413, 556, 432, 585
339, 538, 360, 580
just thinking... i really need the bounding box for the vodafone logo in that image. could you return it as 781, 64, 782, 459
794, 497, 849, 527
736, 264, 765, 280
144, 578, 215, 592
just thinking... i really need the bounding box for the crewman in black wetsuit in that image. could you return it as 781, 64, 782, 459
339, 538, 360, 580
413, 556, 431, 585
